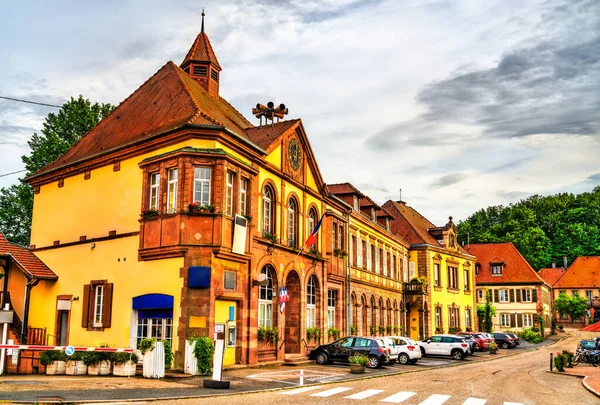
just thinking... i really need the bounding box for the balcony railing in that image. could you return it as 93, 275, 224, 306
404, 282, 427, 295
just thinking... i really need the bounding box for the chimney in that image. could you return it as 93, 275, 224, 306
551, 261, 556, 268
563, 256, 568, 269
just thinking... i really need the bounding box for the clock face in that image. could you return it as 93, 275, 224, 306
288, 138, 301, 170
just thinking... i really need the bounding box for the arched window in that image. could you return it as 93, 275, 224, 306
307, 207, 318, 248
287, 197, 298, 248
307, 275, 318, 328
258, 266, 275, 327
262, 185, 275, 236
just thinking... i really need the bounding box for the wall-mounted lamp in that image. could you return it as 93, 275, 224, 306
91, 242, 96, 250
267, 245, 275, 255
72, 296, 79, 301
252, 273, 269, 287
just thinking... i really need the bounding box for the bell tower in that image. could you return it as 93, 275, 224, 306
180, 9, 222, 97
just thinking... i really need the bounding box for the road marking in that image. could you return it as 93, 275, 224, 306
278, 386, 322, 395
344, 389, 384, 399
463, 399, 487, 405
86, 403, 146, 405
418, 394, 451, 405
381, 391, 417, 403
310, 387, 353, 397
504, 403, 524, 405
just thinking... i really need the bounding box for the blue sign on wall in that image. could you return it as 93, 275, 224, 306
189, 266, 211, 288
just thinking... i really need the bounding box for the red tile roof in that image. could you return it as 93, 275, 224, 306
554, 256, 600, 288
243, 120, 300, 150
467, 243, 544, 285
327, 183, 365, 198
538, 267, 567, 287
181, 31, 222, 70
0, 233, 57, 280
28, 61, 256, 180
383, 201, 438, 246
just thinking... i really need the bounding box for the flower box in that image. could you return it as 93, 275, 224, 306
88, 360, 111, 375
113, 360, 136, 376
66, 360, 87, 375
46, 361, 66, 375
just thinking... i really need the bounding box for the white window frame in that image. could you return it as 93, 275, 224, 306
390, 254, 395, 279
435, 307, 441, 328
136, 316, 173, 349
522, 289, 532, 302
193, 167, 211, 205
263, 187, 273, 234
287, 198, 296, 247
327, 290, 336, 329
149, 173, 160, 210
465, 309, 471, 328
499, 289, 509, 302
492, 265, 503, 275
93, 285, 104, 327
383, 250, 388, 276
356, 237, 362, 267
353, 196, 359, 211
307, 276, 317, 328
464, 269, 470, 290
477, 289, 485, 303
500, 313, 511, 327
375, 246, 380, 274
366, 242, 372, 271
226, 171, 234, 216
434, 263, 440, 286
239, 178, 248, 216
523, 314, 533, 327
167, 168, 178, 213
258, 268, 273, 328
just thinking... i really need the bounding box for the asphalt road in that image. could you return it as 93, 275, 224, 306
164, 335, 597, 405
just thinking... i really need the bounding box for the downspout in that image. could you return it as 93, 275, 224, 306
345, 210, 351, 336
21, 278, 40, 343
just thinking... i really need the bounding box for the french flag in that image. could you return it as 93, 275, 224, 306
304, 214, 325, 249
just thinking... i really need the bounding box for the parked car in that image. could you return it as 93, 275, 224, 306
458, 334, 477, 355
382, 336, 422, 365
418, 335, 470, 360
457, 332, 489, 352
309, 336, 390, 368
491, 332, 516, 349
505, 332, 520, 346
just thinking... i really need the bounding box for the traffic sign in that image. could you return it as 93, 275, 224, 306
65, 346, 75, 356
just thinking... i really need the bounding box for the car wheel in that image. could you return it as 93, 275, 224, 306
451, 349, 463, 360
368, 355, 381, 368
316, 352, 328, 365
420, 347, 426, 357
501, 342, 509, 349
398, 353, 410, 365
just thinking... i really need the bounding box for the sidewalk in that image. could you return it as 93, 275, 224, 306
0, 334, 563, 404
563, 365, 600, 398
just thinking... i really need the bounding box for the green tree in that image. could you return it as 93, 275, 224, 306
554, 292, 589, 322
481, 290, 496, 333
0, 96, 113, 245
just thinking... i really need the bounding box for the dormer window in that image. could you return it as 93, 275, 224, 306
211, 70, 219, 82
371, 208, 376, 222
475, 264, 481, 275
386, 218, 390, 231
491, 263, 503, 275
193, 65, 207, 76
353, 196, 359, 211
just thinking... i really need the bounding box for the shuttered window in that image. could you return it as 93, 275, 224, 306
82, 281, 113, 330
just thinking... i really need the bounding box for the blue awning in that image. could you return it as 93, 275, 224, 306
132, 294, 174, 310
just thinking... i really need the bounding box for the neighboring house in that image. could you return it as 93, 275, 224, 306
552, 256, 600, 324
382, 201, 477, 340
328, 183, 409, 337
0, 232, 57, 373
538, 266, 567, 289
468, 243, 552, 332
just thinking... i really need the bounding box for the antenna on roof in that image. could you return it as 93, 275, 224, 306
399, 188, 402, 202
252, 101, 289, 127
201, 8, 205, 33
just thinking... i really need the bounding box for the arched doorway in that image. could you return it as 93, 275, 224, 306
284, 270, 301, 354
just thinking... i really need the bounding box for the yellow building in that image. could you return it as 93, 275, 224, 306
383, 201, 477, 340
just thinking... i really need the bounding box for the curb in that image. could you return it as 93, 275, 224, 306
582, 376, 600, 399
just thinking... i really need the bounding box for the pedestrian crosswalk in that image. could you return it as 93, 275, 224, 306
278, 386, 524, 405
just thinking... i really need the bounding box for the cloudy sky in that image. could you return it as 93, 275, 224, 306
1, 0, 598, 225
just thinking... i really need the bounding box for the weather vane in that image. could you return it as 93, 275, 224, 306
252, 101, 288, 127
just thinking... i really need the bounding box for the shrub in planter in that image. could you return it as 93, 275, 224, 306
562, 350, 575, 368
488, 342, 499, 354
348, 353, 368, 373
66, 351, 87, 375
112, 352, 138, 377
83, 351, 112, 375
40, 350, 68, 375
554, 353, 565, 372
369, 325, 377, 336
138, 338, 173, 373
328, 327, 340, 340
190, 337, 214, 375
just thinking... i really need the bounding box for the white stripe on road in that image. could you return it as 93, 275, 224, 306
278, 386, 322, 395
463, 399, 487, 405
418, 394, 451, 405
310, 387, 353, 397
381, 391, 417, 403
504, 403, 524, 405
344, 389, 384, 399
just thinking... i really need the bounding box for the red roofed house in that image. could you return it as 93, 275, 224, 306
553, 256, 600, 325
0, 232, 57, 373
467, 243, 551, 333
6, 14, 361, 371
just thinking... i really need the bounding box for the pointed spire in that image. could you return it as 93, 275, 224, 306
201, 8, 205, 33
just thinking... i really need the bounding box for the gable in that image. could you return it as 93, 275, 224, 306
468, 243, 543, 285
